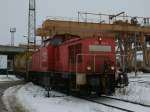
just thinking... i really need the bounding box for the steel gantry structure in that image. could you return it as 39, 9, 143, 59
36, 12, 150, 72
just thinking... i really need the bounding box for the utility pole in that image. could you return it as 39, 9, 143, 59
10, 28, 16, 76
28, 0, 36, 50
26, 0, 36, 80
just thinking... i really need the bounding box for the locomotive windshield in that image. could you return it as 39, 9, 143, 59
50, 38, 63, 45
43, 38, 63, 46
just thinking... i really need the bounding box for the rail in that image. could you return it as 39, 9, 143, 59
80, 96, 133, 112
130, 80, 150, 84
80, 95, 150, 112
101, 95, 150, 108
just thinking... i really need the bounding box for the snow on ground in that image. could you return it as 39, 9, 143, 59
2, 85, 25, 112
3, 83, 123, 112
0, 75, 21, 82
128, 72, 150, 82
113, 72, 150, 105
3, 72, 150, 112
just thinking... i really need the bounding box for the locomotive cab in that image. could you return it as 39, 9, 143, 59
67, 36, 117, 95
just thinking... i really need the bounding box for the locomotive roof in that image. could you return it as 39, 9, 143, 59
43, 33, 115, 47
44, 34, 80, 41
43, 34, 80, 46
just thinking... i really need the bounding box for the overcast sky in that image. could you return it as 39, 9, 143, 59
0, 0, 150, 45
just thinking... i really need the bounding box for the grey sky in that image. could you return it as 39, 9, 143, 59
0, 0, 149, 45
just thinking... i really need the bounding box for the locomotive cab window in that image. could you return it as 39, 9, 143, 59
68, 44, 82, 64
43, 38, 63, 47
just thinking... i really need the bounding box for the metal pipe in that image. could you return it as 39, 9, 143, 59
94, 55, 95, 72
134, 33, 137, 76
75, 54, 78, 89
78, 11, 150, 19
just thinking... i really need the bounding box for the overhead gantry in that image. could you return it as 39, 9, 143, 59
36, 12, 150, 71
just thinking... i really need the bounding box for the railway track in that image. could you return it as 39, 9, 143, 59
101, 95, 150, 107
80, 95, 150, 112
130, 80, 150, 84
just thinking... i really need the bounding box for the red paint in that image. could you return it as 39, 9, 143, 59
32, 35, 116, 74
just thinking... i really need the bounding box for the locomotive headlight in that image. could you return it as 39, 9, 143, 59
87, 66, 92, 70
111, 66, 115, 70
99, 37, 102, 41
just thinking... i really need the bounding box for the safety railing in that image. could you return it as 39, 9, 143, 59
45, 11, 150, 26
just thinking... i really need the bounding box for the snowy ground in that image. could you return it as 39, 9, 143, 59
113, 72, 150, 105
3, 72, 150, 112
3, 83, 123, 112
0, 75, 21, 82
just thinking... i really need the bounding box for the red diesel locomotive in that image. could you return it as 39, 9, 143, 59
30, 34, 127, 95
